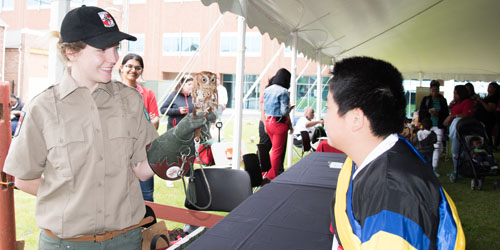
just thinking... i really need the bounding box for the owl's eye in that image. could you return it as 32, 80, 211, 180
201, 76, 208, 82
211, 77, 216, 83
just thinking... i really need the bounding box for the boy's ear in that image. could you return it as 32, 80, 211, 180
349, 108, 365, 132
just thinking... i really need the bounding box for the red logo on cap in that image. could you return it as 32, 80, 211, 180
98, 11, 115, 28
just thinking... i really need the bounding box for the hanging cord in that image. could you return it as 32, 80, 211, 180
182, 138, 213, 210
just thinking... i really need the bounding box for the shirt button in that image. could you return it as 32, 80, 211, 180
98, 182, 103, 187
98, 209, 102, 213
96, 128, 100, 133
59, 138, 64, 143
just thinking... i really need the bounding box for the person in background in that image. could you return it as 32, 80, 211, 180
326, 56, 464, 249
472, 82, 499, 148
418, 80, 449, 176
263, 68, 294, 181
120, 53, 159, 130
414, 118, 437, 170
216, 79, 228, 121
160, 75, 194, 130
10, 94, 24, 135
444, 85, 474, 176
3, 6, 158, 249
470, 136, 498, 170
120, 53, 159, 202
293, 106, 325, 146
495, 97, 500, 149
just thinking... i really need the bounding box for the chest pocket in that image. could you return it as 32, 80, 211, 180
107, 117, 137, 160
44, 126, 85, 177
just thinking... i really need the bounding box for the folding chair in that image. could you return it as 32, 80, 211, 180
299, 130, 314, 157
184, 168, 252, 212
242, 153, 263, 192
292, 131, 315, 158
257, 143, 272, 176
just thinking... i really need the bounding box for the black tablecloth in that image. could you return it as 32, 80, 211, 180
273, 152, 346, 189
185, 152, 346, 250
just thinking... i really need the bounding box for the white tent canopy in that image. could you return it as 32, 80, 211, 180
201, 0, 500, 81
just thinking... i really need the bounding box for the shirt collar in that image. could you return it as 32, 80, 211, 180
353, 133, 399, 179
59, 68, 114, 100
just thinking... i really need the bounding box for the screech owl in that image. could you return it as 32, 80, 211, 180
192, 71, 218, 120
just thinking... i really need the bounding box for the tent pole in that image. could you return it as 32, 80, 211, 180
286, 31, 298, 168
231, 2, 247, 169
316, 51, 322, 120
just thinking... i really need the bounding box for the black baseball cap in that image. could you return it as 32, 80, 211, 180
60, 5, 136, 49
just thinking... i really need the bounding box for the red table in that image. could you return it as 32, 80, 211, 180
316, 139, 343, 153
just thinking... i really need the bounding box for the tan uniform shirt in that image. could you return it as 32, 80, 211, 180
4, 70, 158, 238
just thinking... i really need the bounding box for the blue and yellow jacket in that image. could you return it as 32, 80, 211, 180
331, 139, 465, 249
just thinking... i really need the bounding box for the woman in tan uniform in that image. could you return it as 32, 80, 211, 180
3, 6, 158, 250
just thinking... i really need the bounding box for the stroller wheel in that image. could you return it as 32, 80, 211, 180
450, 173, 456, 183
471, 179, 476, 190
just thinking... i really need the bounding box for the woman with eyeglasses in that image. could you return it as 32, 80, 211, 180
120, 53, 159, 202
120, 53, 160, 130
160, 75, 194, 130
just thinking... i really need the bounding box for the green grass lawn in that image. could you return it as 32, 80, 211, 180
12, 120, 500, 249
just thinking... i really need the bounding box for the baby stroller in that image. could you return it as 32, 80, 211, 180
451, 117, 500, 190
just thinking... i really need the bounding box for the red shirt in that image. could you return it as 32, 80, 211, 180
450, 98, 473, 117
136, 84, 159, 116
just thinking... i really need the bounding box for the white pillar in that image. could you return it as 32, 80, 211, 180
286, 31, 298, 168
231, 2, 247, 169
316, 51, 322, 120
48, 0, 69, 84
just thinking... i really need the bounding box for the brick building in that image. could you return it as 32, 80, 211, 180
0, 0, 327, 111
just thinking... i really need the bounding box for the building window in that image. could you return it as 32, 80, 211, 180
220, 32, 261, 57
127, 34, 145, 54
1, 0, 14, 10
163, 33, 200, 55
222, 74, 259, 110
295, 76, 329, 113
284, 46, 304, 58
113, 0, 146, 4
26, 0, 50, 9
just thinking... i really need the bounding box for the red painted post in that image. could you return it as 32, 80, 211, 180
0, 81, 16, 250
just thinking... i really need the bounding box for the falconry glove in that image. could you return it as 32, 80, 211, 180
147, 112, 216, 180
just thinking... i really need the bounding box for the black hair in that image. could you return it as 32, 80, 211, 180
464, 82, 475, 96
270, 68, 291, 89
328, 56, 406, 137
489, 81, 499, 98
121, 53, 144, 69
266, 75, 275, 88
421, 118, 432, 130
454, 85, 469, 101
430, 80, 440, 89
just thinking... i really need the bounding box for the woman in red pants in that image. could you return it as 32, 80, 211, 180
263, 68, 294, 180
